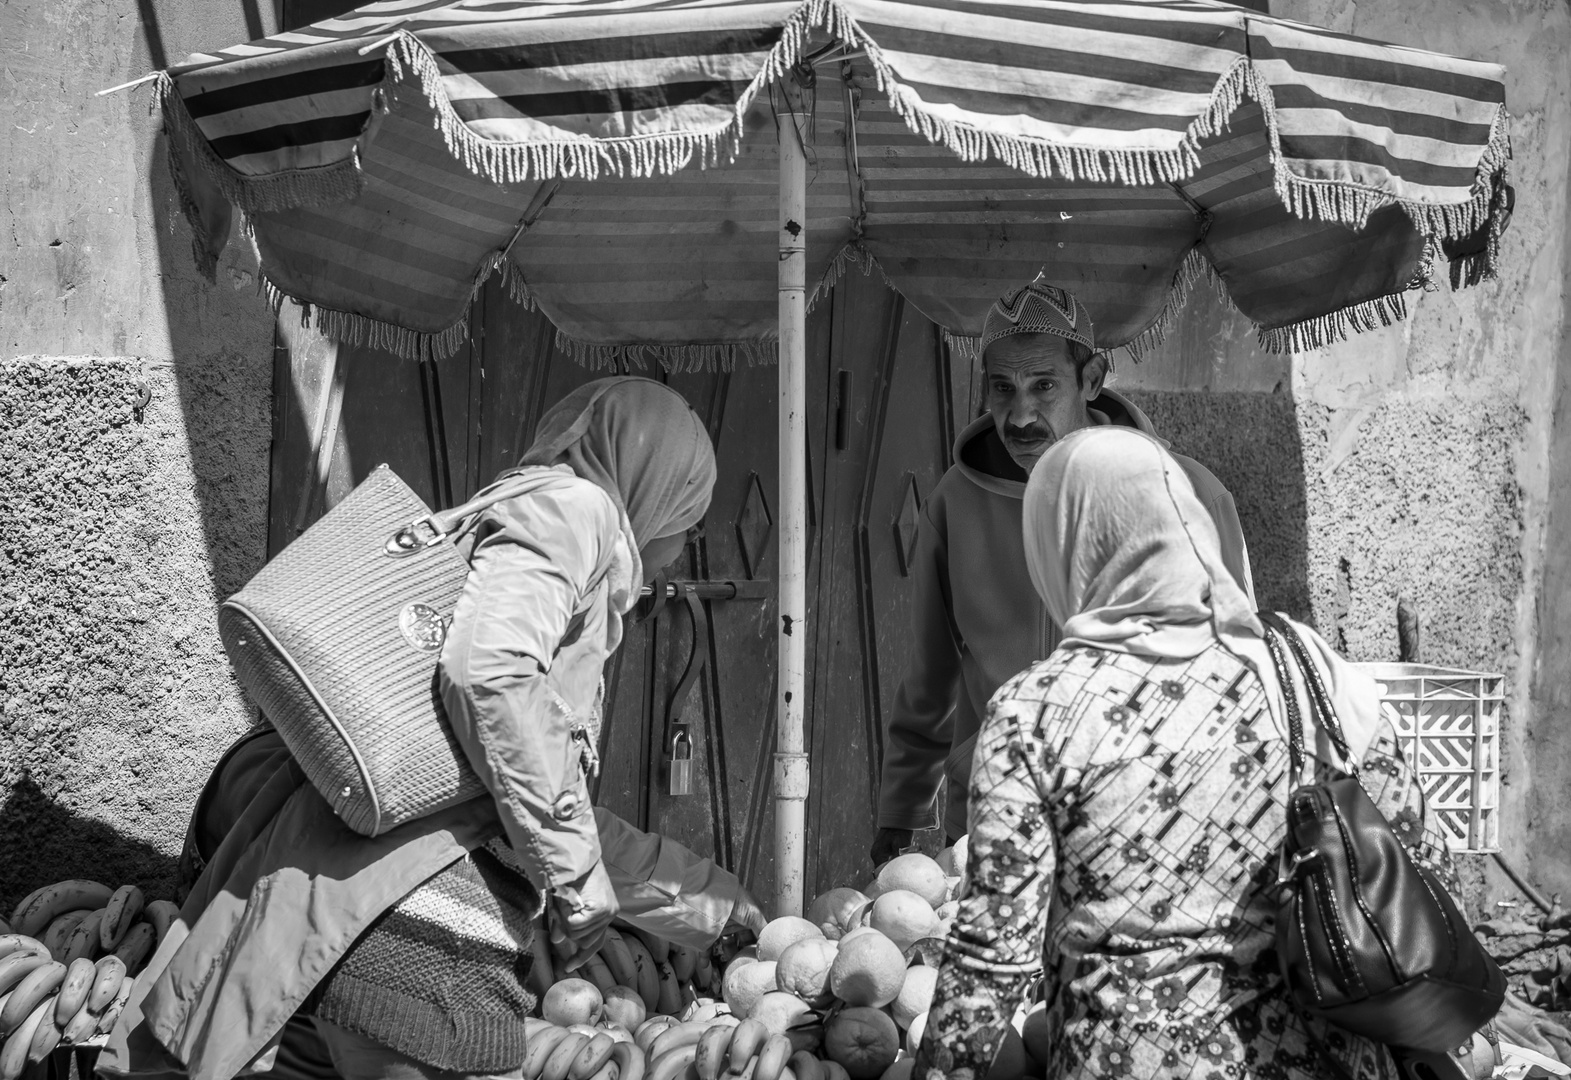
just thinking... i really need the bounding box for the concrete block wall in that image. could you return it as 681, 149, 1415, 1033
0, 0, 277, 907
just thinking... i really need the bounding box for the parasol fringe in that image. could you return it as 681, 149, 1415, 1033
942, 330, 982, 365
1123, 248, 1212, 362
262, 277, 471, 362
811, 241, 898, 308
1256, 290, 1409, 353
552, 330, 777, 372
386, 32, 738, 187
159, 71, 366, 215
1242, 66, 1511, 249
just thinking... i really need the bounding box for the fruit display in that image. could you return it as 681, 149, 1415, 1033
522, 845, 999, 1080
0, 879, 175, 1077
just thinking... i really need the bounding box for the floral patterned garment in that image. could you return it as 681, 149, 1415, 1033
915, 643, 1460, 1080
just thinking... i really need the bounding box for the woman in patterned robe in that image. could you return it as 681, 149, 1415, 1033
914, 426, 1460, 1080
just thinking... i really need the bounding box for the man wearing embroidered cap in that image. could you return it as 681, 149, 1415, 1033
870, 278, 1256, 863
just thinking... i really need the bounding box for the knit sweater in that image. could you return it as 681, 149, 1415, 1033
311, 839, 542, 1072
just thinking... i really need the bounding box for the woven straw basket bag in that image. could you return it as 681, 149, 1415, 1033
218, 464, 548, 836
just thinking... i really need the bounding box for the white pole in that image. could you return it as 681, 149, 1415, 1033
774, 84, 810, 918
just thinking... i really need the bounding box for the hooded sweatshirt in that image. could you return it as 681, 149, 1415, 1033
877, 389, 1254, 838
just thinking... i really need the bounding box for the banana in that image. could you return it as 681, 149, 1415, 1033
26, 1013, 62, 1065
634, 1017, 677, 1056
0, 960, 66, 1036
654, 961, 683, 1017
819, 1061, 850, 1080
63, 910, 106, 963
571, 1031, 617, 1080
61, 1002, 101, 1045
752, 1036, 791, 1080
41, 911, 90, 959
669, 946, 698, 984
0, 998, 52, 1080
600, 932, 639, 991
609, 1041, 647, 1080
54, 958, 97, 1024
626, 929, 671, 966
143, 901, 181, 947
523, 1025, 573, 1080
8, 887, 47, 932
727, 1020, 768, 1074
783, 1025, 822, 1055
730, 1056, 758, 1080
583, 955, 619, 997
645, 1044, 698, 1080
86, 956, 127, 1014
543, 1032, 591, 1080
0, 954, 50, 998
100, 887, 146, 952
649, 1023, 709, 1062
694, 1023, 734, 1080
95, 973, 136, 1035
787, 1052, 822, 1080
777, 1068, 797, 1080
13, 882, 114, 939
693, 953, 717, 996
114, 922, 156, 974
0, 920, 8, 936
622, 935, 661, 1012
0, 939, 44, 964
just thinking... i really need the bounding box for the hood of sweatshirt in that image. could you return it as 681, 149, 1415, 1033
953, 387, 1163, 500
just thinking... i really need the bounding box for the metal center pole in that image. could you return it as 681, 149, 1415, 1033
774, 81, 810, 918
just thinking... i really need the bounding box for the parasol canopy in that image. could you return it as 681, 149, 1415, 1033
159, 0, 1512, 365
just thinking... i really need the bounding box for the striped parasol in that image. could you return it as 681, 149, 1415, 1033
154, 0, 1512, 914
160, 0, 1511, 366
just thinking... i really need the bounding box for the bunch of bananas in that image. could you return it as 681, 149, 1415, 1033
0, 879, 179, 1079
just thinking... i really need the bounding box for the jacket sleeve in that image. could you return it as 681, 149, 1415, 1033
878, 497, 963, 832
1174, 454, 1257, 608
594, 807, 743, 948
440, 489, 610, 893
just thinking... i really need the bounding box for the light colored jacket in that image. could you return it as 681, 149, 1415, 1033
100, 469, 742, 1080
876, 392, 1255, 837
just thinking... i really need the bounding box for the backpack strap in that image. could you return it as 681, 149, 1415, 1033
1257, 614, 1309, 781
1262, 611, 1354, 767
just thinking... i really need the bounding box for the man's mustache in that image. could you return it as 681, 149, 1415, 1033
1004, 423, 1052, 443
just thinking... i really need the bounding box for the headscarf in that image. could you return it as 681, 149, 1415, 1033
1022, 426, 1381, 768
982, 275, 1096, 358
521, 377, 718, 553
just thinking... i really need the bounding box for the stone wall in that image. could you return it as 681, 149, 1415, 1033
0, 0, 276, 907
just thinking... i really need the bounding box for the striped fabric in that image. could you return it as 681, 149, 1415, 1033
161, 0, 1511, 361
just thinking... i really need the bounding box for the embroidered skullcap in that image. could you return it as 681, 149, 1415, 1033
981, 275, 1096, 358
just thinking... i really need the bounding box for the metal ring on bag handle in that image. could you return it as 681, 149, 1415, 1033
384, 516, 448, 556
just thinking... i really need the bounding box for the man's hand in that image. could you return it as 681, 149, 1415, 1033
725, 889, 767, 938
871, 828, 916, 868
548, 861, 619, 971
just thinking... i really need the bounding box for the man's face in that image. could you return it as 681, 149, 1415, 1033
984, 334, 1106, 475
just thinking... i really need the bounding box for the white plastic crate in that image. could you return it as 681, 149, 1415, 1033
1356, 663, 1502, 853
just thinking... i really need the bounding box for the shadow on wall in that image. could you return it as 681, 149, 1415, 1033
1125, 389, 1313, 621
0, 775, 181, 911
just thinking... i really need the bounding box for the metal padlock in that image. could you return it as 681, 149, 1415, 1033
668, 726, 694, 796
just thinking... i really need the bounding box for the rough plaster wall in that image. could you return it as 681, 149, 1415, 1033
1, 0, 277, 909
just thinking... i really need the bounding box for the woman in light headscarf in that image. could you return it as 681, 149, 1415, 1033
108, 378, 743, 1080
913, 427, 1459, 1080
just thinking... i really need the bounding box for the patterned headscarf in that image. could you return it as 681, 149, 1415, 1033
521, 377, 717, 550
981, 276, 1096, 359
1022, 426, 1382, 768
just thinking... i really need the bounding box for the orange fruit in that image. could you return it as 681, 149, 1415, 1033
875, 855, 948, 909
749, 989, 815, 1035
869, 890, 939, 952
542, 978, 603, 1026
891, 966, 936, 1029
839, 926, 879, 946
758, 916, 824, 962
776, 937, 839, 1006
828, 931, 906, 1007
824, 1006, 901, 1080
807, 888, 869, 939
722, 958, 779, 1018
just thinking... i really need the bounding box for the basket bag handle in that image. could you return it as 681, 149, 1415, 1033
384, 467, 557, 556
